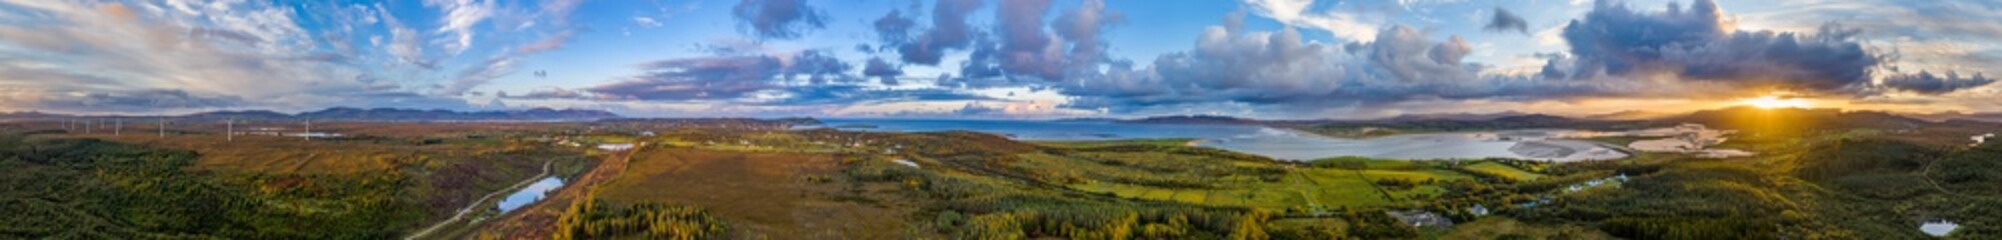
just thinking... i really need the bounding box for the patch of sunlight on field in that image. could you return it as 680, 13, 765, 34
1007, 141, 1492, 210
1462, 162, 1547, 181
1170, 190, 1209, 203
1360, 169, 1472, 181
1141, 189, 1177, 199
1364, 159, 1423, 169
1297, 169, 1396, 207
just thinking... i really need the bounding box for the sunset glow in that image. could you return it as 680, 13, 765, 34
1740, 96, 1813, 109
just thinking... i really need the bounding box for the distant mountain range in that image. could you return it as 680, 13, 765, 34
1378, 111, 1536, 121
1122, 112, 1592, 125
1119, 115, 1262, 124
1100, 107, 2002, 136
1119, 111, 1641, 125
1112, 108, 2002, 125
1582, 110, 1682, 121
1905, 111, 2002, 123
0, 107, 620, 122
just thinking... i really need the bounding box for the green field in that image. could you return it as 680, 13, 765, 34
1008, 142, 1477, 210
1461, 161, 1547, 182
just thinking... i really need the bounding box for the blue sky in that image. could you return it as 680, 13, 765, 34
1, 0, 1998, 119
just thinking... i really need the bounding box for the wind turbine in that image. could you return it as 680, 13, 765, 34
114, 118, 121, 136
151, 99, 164, 137
226, 118, 234, 142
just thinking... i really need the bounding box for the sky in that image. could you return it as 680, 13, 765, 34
0, 0, 1998, 119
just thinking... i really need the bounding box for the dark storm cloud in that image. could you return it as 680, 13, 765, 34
952, 37, 1006, 83
732, 0, 829, 39
862, 57, 904, 85
1059, 27, 1366, 106
1368, 28, 1479, 90
765, 85, 992, 105
888, 0, 983, 65
1880, 71, 1995, 94
993, 0, 1060, 80
872, 10, 917, 46
1556, 0, 1882, 94
1053, 12, 1621, 112
948, 0, 1118, 85
1057, 15, 1364, 108
786, 52, 856, 84
585, 50, 851, 101
1484, 7, 1528, 34
1052, 0, 1120, 59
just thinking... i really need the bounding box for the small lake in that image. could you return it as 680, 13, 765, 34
496, 177, 564, 213
1921, 220, 1959, 237
810, 119, 1629, 161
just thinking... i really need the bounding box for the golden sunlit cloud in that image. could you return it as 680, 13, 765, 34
1740, 95, 1813, 109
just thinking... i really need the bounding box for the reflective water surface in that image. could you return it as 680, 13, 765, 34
496, 177, 564, 213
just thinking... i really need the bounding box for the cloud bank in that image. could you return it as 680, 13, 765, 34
1881, 71, 1995, 94
0, 0, 582, 114
3, 0, 1995, 118
1554, 0, 1882, 96
731, 0, 828, 40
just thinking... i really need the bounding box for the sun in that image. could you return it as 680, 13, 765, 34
1739, 95, 1812, 109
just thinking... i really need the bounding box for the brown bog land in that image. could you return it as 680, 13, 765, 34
596, 148, 914, 239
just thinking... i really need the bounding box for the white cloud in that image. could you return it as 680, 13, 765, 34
423, 0, 494, 56
0, 1, 372, 112
1244, 0, 1380, 41
633, 16, 661, 28
0, 0, 584, 114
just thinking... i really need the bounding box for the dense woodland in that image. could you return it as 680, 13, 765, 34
0, 127, 589, 239
553, 198, 729, 240
0, 136, 418, 238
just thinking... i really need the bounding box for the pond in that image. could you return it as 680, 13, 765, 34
1921, 220, 1959, 237
496, 177, 564, 213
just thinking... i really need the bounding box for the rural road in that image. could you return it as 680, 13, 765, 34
404, 159, 555, 240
